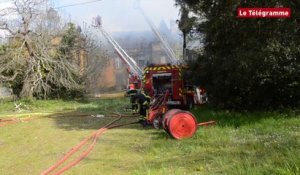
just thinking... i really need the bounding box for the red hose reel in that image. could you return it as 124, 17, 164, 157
162, 109, 216, 139
148, 91, 215, 140
162, 109, 198, 139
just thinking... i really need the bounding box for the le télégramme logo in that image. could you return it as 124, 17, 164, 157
237, 8, 291, 18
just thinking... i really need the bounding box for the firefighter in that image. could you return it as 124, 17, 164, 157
129, 90, 138, 112
126, 83, 138, 112
132, 90, 151, 126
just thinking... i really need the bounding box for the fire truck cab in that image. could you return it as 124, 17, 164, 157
142, 64, 207, 109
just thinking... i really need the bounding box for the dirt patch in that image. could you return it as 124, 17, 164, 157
87, 92, 125, 99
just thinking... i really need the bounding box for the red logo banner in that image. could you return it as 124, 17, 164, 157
237, 8, 291, 18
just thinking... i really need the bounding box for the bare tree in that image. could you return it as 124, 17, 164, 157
79, 25, 110, 95
0, 0, 83, 99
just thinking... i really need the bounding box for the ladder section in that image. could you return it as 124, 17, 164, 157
93, 16, 143, 77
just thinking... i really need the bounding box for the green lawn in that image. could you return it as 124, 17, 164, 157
0, 98, 299, 175
0, 98, 128, 117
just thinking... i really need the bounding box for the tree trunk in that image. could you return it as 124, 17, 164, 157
183, 32, 187, 60
20, 79, 34, 99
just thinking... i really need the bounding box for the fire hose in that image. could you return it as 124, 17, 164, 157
2, 111, 215, 173
40, 115, 139, 175
0, 117, 33, 127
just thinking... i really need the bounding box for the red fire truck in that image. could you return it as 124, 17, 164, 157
140, 64, 209, 139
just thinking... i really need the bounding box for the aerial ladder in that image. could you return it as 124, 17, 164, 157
135, 0, 178, 65
93, 16, 143, 89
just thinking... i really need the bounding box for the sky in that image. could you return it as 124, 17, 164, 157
51, 0, 180, 32
0, 0, 11, 38
0, 0, 180, 38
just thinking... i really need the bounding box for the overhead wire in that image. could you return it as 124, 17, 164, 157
53, 0, 103, 9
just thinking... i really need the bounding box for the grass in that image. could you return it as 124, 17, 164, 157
0, 98, 128, 117
0, 98, 299, 175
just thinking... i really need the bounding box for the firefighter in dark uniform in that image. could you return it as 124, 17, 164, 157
128, 90, 138, 112
132, 90, 151, 126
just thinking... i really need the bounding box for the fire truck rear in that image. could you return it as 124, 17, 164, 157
142, 64, 207, 109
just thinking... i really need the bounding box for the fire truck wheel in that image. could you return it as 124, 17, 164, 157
153, 118, 161, 129
167, 111, 197, 140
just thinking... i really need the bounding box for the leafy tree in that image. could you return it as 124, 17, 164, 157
176, 5, 197, 58
176, 0, 300, 109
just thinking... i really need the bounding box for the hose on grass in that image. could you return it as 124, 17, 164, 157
0, 117, 33, 127
40, 115, 139, 175
197, 121, 216, 127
